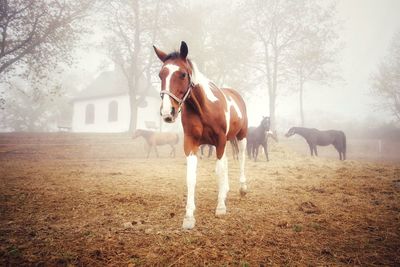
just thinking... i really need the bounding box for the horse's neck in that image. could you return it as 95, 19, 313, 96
256, 124, 267, 135
140, 130, 153, 140
185, 62, 215, 119
184, 84, 207, 118
295, 127, 308, 138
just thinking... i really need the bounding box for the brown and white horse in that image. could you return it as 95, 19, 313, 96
153, 41, 248, 229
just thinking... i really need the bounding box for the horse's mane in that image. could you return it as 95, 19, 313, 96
188, 59, 209, 86
165, 51, 181, 61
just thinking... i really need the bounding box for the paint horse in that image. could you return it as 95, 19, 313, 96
132, 129, 179, 158
246, 116, 271, 161
285, 127, 347, 160
154, 41, 248, 229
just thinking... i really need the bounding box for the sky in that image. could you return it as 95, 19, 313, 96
268, 0, 400, 127
73, 0, 400, 128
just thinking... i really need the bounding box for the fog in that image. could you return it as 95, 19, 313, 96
1, 0, 400, 137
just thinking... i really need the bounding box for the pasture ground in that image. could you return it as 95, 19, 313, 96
0, 133, 399, 266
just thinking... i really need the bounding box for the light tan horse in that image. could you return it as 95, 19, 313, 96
132, 129, 179, 158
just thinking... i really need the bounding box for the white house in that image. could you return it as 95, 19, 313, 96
71, 70, 177, 133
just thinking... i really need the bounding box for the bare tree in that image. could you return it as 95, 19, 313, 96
371, 31, 400, 123
160, 1, 256, 95
289, 1, 340, 126
101, 0, 170, 131
0, 69, 68, 131
244, 0, 338, 129
0, 0, 94, 78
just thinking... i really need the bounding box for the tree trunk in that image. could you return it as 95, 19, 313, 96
129, 93, 138, 132
299, 81, 304, 126
128, 0, 141, 132
269, 93, 276, 131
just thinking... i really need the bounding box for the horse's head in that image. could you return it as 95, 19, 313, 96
285, 127, 296, 137
132, 130, 141, 139
153, 41, 194, 123
132, 129, 145, 139
261, 116, 271, 131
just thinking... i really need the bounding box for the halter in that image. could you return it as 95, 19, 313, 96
160, 74, 195, 113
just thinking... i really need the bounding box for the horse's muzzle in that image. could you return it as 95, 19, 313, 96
162, 114, 175, 123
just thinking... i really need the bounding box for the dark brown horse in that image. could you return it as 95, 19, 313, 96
285, 127, 346, 160
154, 41, 248, 229
246, 116, 271, 161
132, 129, 179, 158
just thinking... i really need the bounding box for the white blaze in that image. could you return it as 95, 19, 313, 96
161, 64, 180, 116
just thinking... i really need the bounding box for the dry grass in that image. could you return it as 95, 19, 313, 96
0, 133, 399, 266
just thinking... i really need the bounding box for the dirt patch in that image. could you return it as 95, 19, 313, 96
0, 133, 399, 266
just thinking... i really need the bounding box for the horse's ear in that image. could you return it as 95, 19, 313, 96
153, 45, 167, 62
180, 41, 188, 59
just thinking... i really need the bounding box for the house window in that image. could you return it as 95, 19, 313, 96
85, 104, 95, 124
108, 101, 118, 122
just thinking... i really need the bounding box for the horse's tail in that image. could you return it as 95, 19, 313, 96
230, 138, 239, 160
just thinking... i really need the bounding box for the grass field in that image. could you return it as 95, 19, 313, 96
0, 133, 399, 266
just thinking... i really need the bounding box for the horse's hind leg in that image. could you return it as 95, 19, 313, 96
238, 138, 247, 196
208, 145, 213, 158
262, 142, 269, 161
215, 146, 229, 216
170, 145, 175, 157
246, 143, 252, 159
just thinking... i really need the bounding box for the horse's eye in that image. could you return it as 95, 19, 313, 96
180, 73, 186, 79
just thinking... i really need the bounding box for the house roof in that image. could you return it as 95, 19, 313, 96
73, 69, 160, 101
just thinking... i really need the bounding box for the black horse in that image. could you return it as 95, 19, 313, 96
285, 127, 347, 160
247, 116, 271, 161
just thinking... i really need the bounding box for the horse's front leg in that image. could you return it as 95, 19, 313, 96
154, 145, 159, 158
182, 139, 199, 230
254, 145, 259, 162
314, 146, 318, 157
215, 145, 228, 216
146, 145, 151, 158
308, 143, 314, 156
182, 153, 197, 229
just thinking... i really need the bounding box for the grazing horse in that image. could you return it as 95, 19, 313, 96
285, 127, 346, 160
154, 41, 248, 229
132, 129, 179, 158
247, 116, 271, 161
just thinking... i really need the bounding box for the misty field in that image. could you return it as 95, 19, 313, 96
0, 133, 399, 266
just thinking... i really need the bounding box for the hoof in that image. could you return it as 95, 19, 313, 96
215, 206, 227, 216
182, 216, 195, 230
